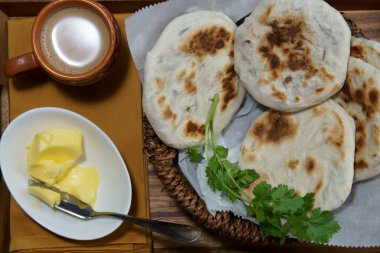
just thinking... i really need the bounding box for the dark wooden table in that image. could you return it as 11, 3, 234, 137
1, 1, 380, 252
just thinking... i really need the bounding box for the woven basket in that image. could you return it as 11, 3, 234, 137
143, 14, 365, 245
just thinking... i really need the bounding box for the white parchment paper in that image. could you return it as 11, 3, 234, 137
125, 0, 380, 247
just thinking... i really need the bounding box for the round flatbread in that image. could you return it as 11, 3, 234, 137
351, 37, 380, 70
234, 0, 351, 112
335, 57, 380, 182
239, 100, 355, 211
143, 11, 245, 149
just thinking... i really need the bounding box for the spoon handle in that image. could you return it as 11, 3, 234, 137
92, 212, 201, 242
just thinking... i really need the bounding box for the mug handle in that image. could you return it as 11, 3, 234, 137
3, 52, 40, 77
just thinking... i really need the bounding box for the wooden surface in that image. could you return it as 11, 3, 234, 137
0, 1, 380, 253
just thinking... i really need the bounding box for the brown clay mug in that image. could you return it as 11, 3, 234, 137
3, 0, 121, 85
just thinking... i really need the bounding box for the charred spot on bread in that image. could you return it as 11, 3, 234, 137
257, 3, 274, 24
354, 159, 369, 170
180, 26, 232, 60
220, 64, 238, 111
184, 120, 205, 138
305, 156, 316, 174
155, 76, 166, 90
271, 86, 286, 101
288, 160, 299, 169
251, 112, 298, 144
157, 96, 166, 106
369, 88, 379, 105
314, 179, 323, 193
351, 45, 364, 58
163, 106, 177, 126
256, 16, 337, 87
184, 72, 197, 94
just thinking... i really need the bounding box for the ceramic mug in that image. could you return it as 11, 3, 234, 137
3, 0, 121, 85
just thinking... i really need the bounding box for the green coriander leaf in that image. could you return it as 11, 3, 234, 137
236, 169, 260, 189
272, 196, 304, 214
301, 192, 315, 212
187, 147, 204, 163
271, 184, 295, 199
249, 201, 272, 223
221, 159, 239, 175
271, 185, 304, 214
221, 160, 259, 189
214, 145, 228, 158
249, 182, 340, 243
252, 182, 272, 201
254, 206, 267, 223
220, 160, 240, 192
205, 155, 222, 192
224, 188, 240, 202
206, 155, 240, 202
260, 220, 287, 245
250, 182, 273, 223
284, 215, 310, 242
268, 215, 282, 230
305, 208, 341, 243
246, 204, 255, 216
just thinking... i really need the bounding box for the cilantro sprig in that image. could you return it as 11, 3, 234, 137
187, 94, 340, 244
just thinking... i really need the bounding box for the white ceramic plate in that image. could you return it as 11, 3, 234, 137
0, 107, 132, 240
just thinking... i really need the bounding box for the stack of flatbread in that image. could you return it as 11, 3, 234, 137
143, 0, 380, 211
235, 0, 355, 211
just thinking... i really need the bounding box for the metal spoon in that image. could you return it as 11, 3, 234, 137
29, 179, 201, 243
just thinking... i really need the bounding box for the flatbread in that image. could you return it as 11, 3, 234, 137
234, 0, 351, 112
351, 37, 380, 70
239, 100, 355, 211
143, 11, 245, 149
335, 57, 380, 182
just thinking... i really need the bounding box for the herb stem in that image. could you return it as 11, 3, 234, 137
206, 95, 252, 204
205, 94, 220, 159
211, 170, 243, 201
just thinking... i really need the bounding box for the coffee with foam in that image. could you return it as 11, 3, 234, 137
40, 5, 110, 75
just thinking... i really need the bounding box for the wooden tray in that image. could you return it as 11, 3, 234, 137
1, 1, 380, 252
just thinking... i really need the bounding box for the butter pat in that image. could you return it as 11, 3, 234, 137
55, 166, 99, 207
28, 128, 83, 164
27, 129, 83, 184
28, 186, 61, 208
27, 128, 100, 208
28, 160, 74, 185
